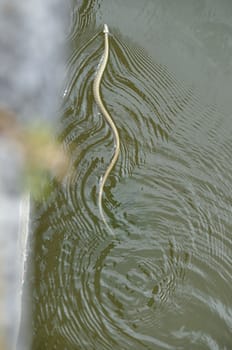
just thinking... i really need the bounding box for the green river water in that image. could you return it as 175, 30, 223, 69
24, 0, 232, 349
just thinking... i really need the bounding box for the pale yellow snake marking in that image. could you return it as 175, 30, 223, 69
93, 24, 120, 234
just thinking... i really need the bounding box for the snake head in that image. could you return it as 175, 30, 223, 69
103, 24, 109, 34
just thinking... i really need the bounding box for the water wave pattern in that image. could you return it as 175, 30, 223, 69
68, 0, 99, 43
30, 21, 232, 350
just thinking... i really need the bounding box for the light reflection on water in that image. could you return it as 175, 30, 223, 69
28, 0, 232, 349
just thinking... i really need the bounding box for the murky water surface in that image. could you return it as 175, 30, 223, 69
28, 0, 232, 348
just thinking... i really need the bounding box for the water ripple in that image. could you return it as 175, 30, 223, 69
30, 16, 232, 350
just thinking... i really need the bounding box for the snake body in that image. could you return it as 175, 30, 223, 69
93, 24, 120, 234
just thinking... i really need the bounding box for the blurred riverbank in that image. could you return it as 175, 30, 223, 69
0, 0, 69, 348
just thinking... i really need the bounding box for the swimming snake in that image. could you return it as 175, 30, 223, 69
93, 24, 120, 234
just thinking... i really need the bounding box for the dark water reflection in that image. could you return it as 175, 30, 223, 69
29, 0, 232, 349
